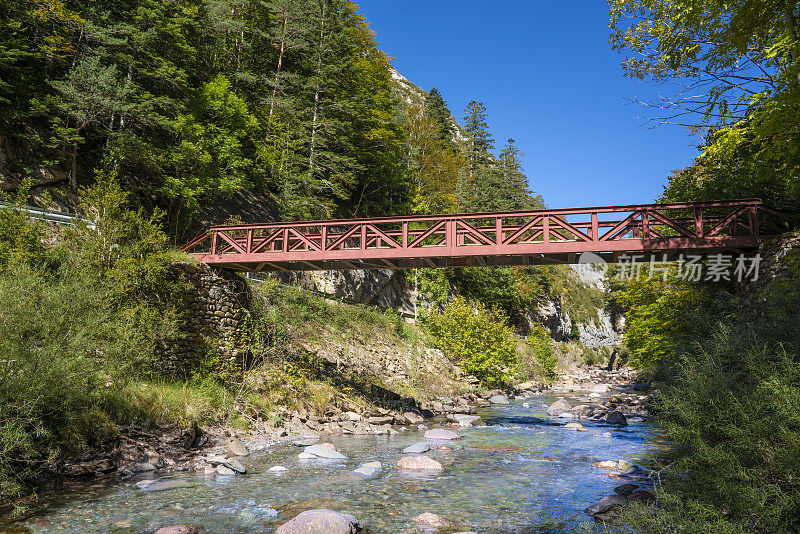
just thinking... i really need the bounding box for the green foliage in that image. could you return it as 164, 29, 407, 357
612, 0, 800, 223
619, 270, 732, 369
166, 75, 257, 209
609, 0, 800, 127
612, 239, 800, 533
0, 183, 48, 269
426, 297, 517, 387
462, 100, 494, 176
1, 0, 416, 231
405, 102, 461, 214
580, 346, 600, 367
444, 266, 544, 324
517, 325, 558, 381
616, 325, 800, 534
762, 246, 800, 335
0, 175, 182, 505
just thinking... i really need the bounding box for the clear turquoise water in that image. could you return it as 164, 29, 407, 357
2, 395, 655, 534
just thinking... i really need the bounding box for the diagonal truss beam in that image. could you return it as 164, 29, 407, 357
182, 199, 780, 271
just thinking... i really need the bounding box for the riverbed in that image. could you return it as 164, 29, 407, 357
1, 393, 655, 533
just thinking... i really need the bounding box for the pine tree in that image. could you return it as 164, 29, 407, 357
462, 100, 494, 175
424, 87, 453, 143
405, 104, 462, 214
464, 138, 543, 212
264, 0, 314, 126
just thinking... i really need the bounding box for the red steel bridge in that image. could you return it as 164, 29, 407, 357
183, 199, 779, 272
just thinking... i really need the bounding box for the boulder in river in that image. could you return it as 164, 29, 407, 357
397, 455, 443, 470
224, 436, 250, 456
605, 411, 628, 426
304, 443, 347, 459
594, 460, 618, 470
616, 459, 636, 473
424, 428, 461, 440
488, 394, 510, 404
516, 380, 539, 391
403, 442, 431, 454
613, 483, 638, 497
449, 414, 483, 427
275, 509, 367, 534
215, 465, 235, 476
403, 411, 425, 424
353, 461, 382, 478
564, 422, 588, 432
546, 399, 572, 416
154, 525, 203, 534
584, 494, 627, 517
413, 512, 453, 527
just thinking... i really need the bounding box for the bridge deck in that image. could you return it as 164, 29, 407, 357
183, 199, 778, 271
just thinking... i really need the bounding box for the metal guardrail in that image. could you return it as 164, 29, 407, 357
0, 201, 96, 229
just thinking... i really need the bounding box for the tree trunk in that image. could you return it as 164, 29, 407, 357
308, 1, 327, 176
268, 13, 289, 123
70, 144, 78, 192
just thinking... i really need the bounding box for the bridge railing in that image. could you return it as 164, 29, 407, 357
183, 199, 780, 270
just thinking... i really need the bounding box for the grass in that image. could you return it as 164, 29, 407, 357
108, 379, 235, 428
250, 277, 398, 344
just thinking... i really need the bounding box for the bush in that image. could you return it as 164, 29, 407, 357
516, 325, 558, 381
426, 296, 517, 387
620, 271, 733, 370
0, 175, 183, 507
617, 324, 800, 534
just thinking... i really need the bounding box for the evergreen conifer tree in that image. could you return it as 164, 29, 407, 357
424, 87, 453, 143
462, 100, 494, 175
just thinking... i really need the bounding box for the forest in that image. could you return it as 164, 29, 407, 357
0, 0, 541, 234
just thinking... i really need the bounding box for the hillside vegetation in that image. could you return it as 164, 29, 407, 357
0, 0, 541, 234
0, 178, 473, 509
606, 1, 800, 532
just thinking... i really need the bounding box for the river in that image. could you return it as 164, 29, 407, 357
1, 391, 655, 534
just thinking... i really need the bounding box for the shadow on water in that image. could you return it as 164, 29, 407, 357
481, 414, 563, 427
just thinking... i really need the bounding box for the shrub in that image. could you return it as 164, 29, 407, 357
0, 175, 183, 507
516, 325, 558, 381
620, 271, 733, 370
426, 296, 517, 387
616, 324, 800, 534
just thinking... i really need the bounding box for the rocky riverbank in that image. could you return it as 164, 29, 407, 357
3, 367, 659, 533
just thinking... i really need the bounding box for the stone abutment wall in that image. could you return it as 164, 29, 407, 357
157, 262, 251, 376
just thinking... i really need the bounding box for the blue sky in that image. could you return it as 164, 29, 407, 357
357, 1, 701, 209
